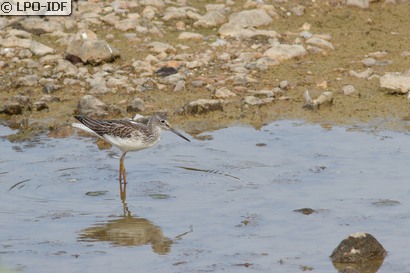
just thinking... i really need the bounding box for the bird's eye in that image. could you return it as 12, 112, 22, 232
160, 119, 166, 124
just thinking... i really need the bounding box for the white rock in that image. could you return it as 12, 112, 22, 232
214, 87, 236, 98
147, 42, 176, 54
380, 72, 410, 93
228, 9, 272, 28
347, 0, 369, 8
349, 68, 373, 79
178, 32, 204, 40
30, 41, 54, 56
263, 44, 307, 62
305, 37, 334, 50
342, 84, 356, 95
243, 96, 274, 106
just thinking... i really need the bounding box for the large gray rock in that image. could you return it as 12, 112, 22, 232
66, 30, 120, 65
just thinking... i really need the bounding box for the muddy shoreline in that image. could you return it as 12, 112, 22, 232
1, 1, 410, 141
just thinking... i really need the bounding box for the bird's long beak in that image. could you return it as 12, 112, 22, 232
170, 127, 191, 142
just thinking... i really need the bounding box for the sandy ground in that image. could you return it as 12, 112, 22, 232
1, 1, 410, 139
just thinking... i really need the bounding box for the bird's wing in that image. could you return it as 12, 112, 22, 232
74, 116, 145, 138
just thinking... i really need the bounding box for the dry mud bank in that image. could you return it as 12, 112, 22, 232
0, 0, 410, 139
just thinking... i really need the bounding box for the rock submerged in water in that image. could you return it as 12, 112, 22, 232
331, 232, 386, 273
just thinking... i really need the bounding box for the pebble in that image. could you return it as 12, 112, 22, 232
243, 96, 274, 106
77, 95, 108, 118
183, 99, 224, 115
127, 98, 145, 112
1, 101, 23, 115
15, 75, 40, 87
148, 42, 176, 54
263, 44, 308, 63
305, 37, 334, 51
173, 80, 186, 92
214, 87, 236, 99
349, 68, 373, 79
342, 84, 356, 95
178, 32, 204, 40
218, 8, 275, 39
194, 11, 227, 28
346, 0, 369, 9
34, 101, 49, 111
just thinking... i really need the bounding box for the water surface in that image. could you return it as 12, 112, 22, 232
1, 121, 409, 273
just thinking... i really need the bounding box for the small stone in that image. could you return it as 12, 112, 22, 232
33, 101, 48, 111
305, 37, 334, 51
155, 66, 178, 77
362, 57, 376, 67
279, 80, 289, 90
243, 96, 274, 106
183, 99, 224, 115
41, 83, 61, 94
291, 5, 305, 16
263, 44, 307, 63
194, 11, 227, 28
342, 85, 356, 95
173, 80, 186, 92
191, 80, 205, 87
346, 0, 369, 9
218, 52, 231, 61
114, 18, 139, 31
15, 75, 39, 87
148, 42, 176, 54
40, 95, 60, 102
349, 68, 373, 79
127, 98, 145, 112
293, 208, 316, 215
178, 32, 204, 40
1, 101, 22, 115
77, 95, 108, 118
214, 87, 236, 99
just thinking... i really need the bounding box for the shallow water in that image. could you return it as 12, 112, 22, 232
1, 121, 410, 273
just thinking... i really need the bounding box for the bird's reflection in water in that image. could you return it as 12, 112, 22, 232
79, 190, 173, 254
79, 215, 173, 254
79, 179, 193, 254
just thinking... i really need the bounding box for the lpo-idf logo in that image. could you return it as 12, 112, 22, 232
0, 0, 71, 15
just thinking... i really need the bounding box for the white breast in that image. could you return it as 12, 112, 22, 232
103, 134, 160, 152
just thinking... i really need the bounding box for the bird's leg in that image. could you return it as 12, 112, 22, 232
119, 152, 127, 201
119, 152, 127, 184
